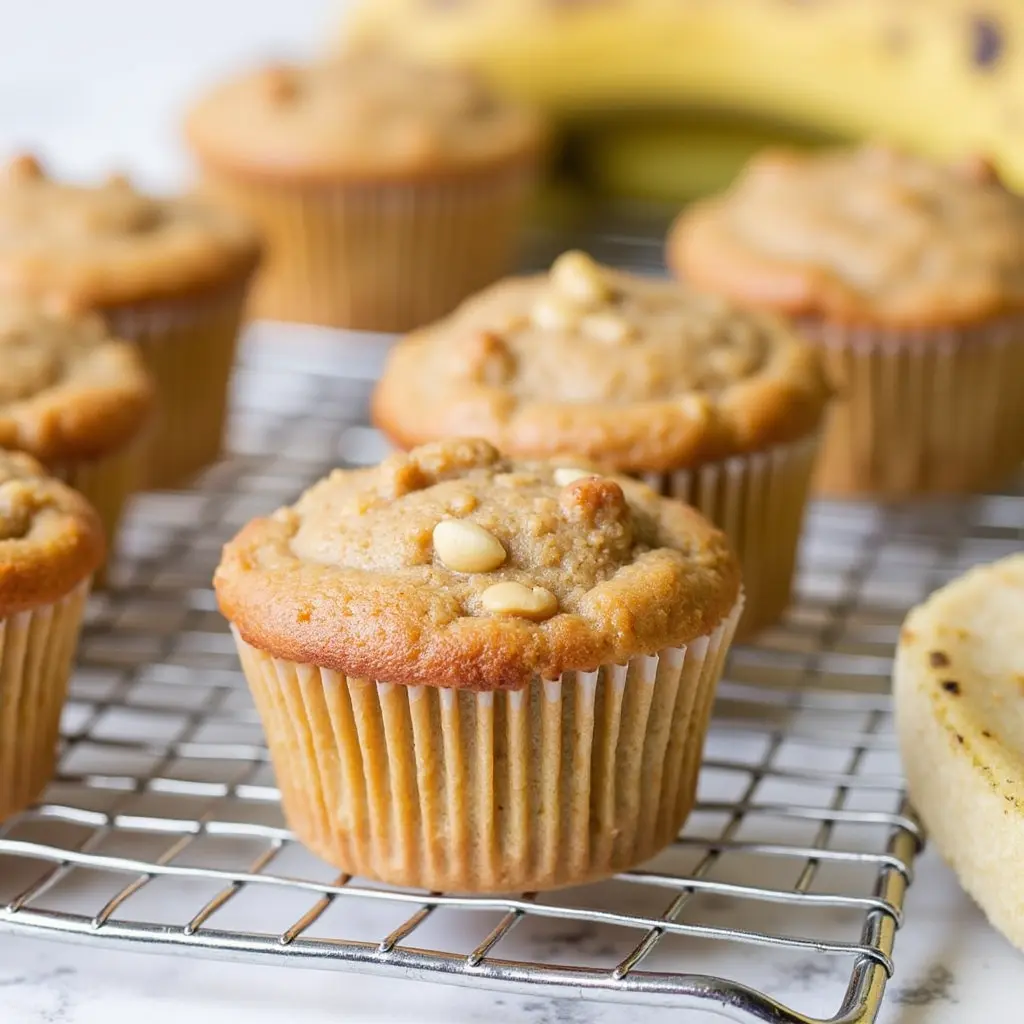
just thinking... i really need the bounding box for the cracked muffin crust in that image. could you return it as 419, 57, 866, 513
184, 49, 545, 182
0, 450, 104, 614
0, 154, 261, 311
215, 438, 741, 689
373, 252, 829, 472
669, 144, 1024, 327
0, 299, 153, 464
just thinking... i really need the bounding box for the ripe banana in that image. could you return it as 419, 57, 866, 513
343, 0, 1024, 188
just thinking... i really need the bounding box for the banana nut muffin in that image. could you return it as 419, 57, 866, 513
0, 298, 152, 574
184, 49, 545, 330
669, 144, 1024, 495
216, 438, 742, 891
374, 252, 830, 635
0, 154, 261, 487
0, 449, 103, 819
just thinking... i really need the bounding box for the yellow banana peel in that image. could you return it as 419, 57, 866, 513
343, 0, 1024, 187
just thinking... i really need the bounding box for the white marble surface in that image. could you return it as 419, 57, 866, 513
1, 2, 1022, 1020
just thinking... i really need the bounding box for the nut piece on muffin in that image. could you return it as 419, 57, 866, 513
215, 438, 742, 892
0, 154, 261, 488
668, 144, 1024, 496
373, 252, 830, 636
895, 554, 1024, 952
0, 298, 153, 577
184, 48, 546, 331
0, 450, 104, 820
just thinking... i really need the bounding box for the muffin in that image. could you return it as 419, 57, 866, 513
184, 50, 545, 331
0, 299, 153, 578
373, 252, 829, 637
0, 154, 261, 489
895, 554, 1024, 951
215, 439, 742, 892
0, 450, 103, 820
668, 144, 1024, 497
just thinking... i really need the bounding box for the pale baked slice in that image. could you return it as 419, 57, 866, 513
895, 554, 1024, 950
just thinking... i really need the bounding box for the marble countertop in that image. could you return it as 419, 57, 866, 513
2, 847, 1023, 1024
1, 2, 1021, 1020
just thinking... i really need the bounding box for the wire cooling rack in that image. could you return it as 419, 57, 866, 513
1, 222, 1021, 1024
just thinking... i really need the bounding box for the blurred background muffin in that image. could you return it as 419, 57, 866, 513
0, 299, 152, 579
0, 156, 261, 488
669, 145, 1024, 497
185, 50, 546, 331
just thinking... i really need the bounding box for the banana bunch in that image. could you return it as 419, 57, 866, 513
342, 0, 1024, 194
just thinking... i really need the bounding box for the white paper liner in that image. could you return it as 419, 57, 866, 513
0, 581, 90, 820
231, 595, 742, 893
52, 442, 144, 585
800, 316, 1024, 496
104, 283, 249, 488
198, 163, 536, 332
641, 434, 819, 638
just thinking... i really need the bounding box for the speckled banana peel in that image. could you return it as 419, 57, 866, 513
894, 554, 1024, 953
344, 0, 1024, 186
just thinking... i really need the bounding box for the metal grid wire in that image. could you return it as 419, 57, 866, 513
0, 224, 1021, 1024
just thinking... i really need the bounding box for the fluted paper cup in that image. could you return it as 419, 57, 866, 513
53, 442, 144, 586
800, 316, 1024, 497
231, 597, 741, 893
0, 582, 90, 821
641, 434, 819, 639
197, 163, 536, 332
104, 281, 250, 489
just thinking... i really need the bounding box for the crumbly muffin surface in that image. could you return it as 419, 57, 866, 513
373, 253, 828, 470
184, 50, 545, 180
671, 145, 1024, 326
216, 439, 740, 688
0, 450, 104, 613
0, 156, 260, 309
0, 299, 152, 463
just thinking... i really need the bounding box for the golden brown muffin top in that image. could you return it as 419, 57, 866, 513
0, 299, 154, 464
215, 438, 740, 689
0, 155, 261, 310
669, 145, 1024, 327
0, 449, 104, 614
184, 50, 545, 182
373, 252, 829, 472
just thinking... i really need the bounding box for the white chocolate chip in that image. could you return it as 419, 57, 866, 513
553, 467, 598, 487
531, 295, 579, 333
432, 519, 506, 573
480, 581, 559, 621
679, 393, 713, 423
495, 471, 539, 488
581, 312, 635, 345
550, 250, 610, 308
447, 491, 478, 515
